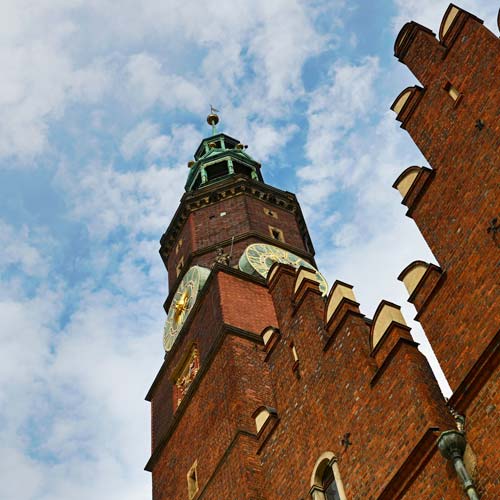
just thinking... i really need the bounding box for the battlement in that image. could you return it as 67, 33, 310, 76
391, 86, 424, 127
394, 21, 437, 62
267, 260, 421, 367
394, 4, 487, 85
258, 261, 456, 498
438, 4, 483, 49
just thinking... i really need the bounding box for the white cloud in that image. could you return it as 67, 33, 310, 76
56, 159, 186, 239
0, 293, 161, 500
121, 121, 203, 162
0, 1, 110, 162
0, 231, 163, 500
0, 220, 49, 277
120, 120, 161, 160
0, 0, 342, 163
124, 53, 205, 114
297, 56, 380, 209
247, 0, 326, 102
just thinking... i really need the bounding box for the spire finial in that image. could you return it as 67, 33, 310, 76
207, 105, 220, 135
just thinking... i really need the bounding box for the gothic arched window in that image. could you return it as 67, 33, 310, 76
310, 452, 347, 500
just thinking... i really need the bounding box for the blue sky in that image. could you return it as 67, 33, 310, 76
1, 1, 498, 499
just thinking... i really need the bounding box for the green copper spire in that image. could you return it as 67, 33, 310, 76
183, 108, 264, 192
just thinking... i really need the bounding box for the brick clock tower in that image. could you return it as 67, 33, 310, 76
145, 5, 499, 500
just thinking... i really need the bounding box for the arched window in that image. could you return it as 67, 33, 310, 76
310, 452, 347, 500
321, 464, 341, 500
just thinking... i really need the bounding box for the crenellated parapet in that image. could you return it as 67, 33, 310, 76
394, 21, 444, 85
392, 4, 500, 146
391, 86, 425, 129
392, 165, 434, 216
391, 4, 500, 396
259, 262, 457, 498
370, 301, 411, 354
394, 5, 486, 86
390, 7, 500, 496
398, 261, 444, 320
265, 262, 441, 386
438, 4, 484, 51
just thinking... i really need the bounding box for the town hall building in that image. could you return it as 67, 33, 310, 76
144, 4, 500, 499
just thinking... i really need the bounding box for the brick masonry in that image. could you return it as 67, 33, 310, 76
146, 4, 499, 499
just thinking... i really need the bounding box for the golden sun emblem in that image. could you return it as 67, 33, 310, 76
174, 290, 189, 321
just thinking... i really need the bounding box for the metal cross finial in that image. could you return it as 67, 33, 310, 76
341, 432, 352, 450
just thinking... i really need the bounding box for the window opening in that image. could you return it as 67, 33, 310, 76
187, 461, 199, 499
444, 81, 460, 101
175, 239, 183, 255
206, 161, 229, 182
322, 465, 341, 500
264, 208, 278, 219
233, 161, 252, 178
269, 226, 285, 242
176, 256, 184, 277
310, 454, 347, 500
290, 342, 300, 376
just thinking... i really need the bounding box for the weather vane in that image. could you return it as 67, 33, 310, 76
207, 105, 220, 135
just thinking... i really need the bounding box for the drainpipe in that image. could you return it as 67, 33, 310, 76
437, 430, 480, 500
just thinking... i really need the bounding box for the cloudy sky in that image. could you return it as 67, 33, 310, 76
1, 1, 498, 499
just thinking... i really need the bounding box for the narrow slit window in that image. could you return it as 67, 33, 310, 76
175, 238, 183, 255
444, 81, 460, 101
176, 256, 184, 277
290, 342, 300, 375
264, 207, 278, 219
269, 225, 285, 242
187, 461, 199, 499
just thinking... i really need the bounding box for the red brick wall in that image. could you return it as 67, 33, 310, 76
166, 192, 310, 289
457, 365, 500, 499
149, 271, 278, 500
165, 219, 194, 289
258, 266, 458, 499
151, 337, 266, 500
396, 13, 500, 390
394, 7, 500, 499
149, 270, 277, 457
150, 277, 223, 452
